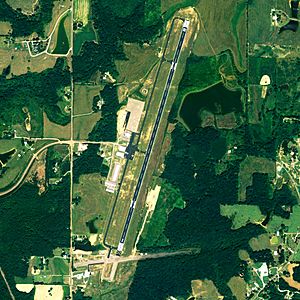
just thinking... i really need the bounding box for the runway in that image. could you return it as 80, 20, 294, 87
117, 20, 190, 254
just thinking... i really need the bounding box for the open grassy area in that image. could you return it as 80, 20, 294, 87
73, 113, 101, 140
43, 112, 71, 139
116, 43, 159, 84
227, 276, 247, 300
48, 10, 71, 54
8, 49, 57, 77
267, 205, 300, 233
5, 0, 35, 14
0, 21, 12, 35
248, 0, 300, 47
138, 180, 185, 249
74, 84, 103, 115
193, 0, 247, 72
220, 204, 265, 229
73, 173, 114, 237
248, 233, 272, 251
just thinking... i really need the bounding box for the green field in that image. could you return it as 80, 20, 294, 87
73, 173, 114, 236
138, 180, 185, 249
220, 204, 265, 230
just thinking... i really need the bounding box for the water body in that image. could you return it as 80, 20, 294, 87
53, 14, 70, 55
179, 82, 242, 130
0, 148, 16, 164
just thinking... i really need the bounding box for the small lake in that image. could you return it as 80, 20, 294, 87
0, 148, 16, 164
179, 82, 242, 130
53, 14, 70, 55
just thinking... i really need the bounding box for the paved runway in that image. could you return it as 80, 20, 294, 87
117, 20, 189, 254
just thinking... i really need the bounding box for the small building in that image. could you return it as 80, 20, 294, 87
105, 162, 121, 193
125, 98, 145, 133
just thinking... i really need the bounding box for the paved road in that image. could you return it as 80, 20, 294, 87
74, 248, 200, 268
117, 20, 190, 254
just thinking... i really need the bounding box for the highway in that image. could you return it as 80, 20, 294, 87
117, 20, 190, 254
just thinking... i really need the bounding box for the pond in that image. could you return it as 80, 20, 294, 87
53, 14, 70, 55
0, 148, 16, 164
179, 82, 242, 130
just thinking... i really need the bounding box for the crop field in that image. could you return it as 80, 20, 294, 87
116, 43, 159, 84
74, 84, 102, 115
73, 173, 114, 236
5, 0, 35, 14
238, 156, 275, 201
43, 113, 71, 139
193, 0, 247, 72
74, 0, 90, 26
73, 113, 101, 140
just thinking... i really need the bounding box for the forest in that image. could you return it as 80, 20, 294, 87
0, 179, 70, 299
0, 58, 71, 133
73, 144, 105, 184
88, 84, 119, 142
73, 0, 163, 82
0, 0, 54, 37
130, 120, 300, 299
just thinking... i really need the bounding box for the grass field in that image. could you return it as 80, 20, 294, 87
74, 0, 90, 26
238, 156, 275, 201
220, 204, 265, 229
193, 0, 247, 72
248, 0, 300, 47
0, 22, 12, 35
227, 276, 247, 300
6, 0, 35, 14
267, 205, 300, 233
44, 1, 72, 38
74, 84, 103, 115
43, 113, 71, 139
73, 22, 96, 55
138, 180, 185, 248
248, 233, 272, 251
116, 43, 159, 84
73, 113, 101, 140
73, 173, 114, 237
10, 50, 57, 76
